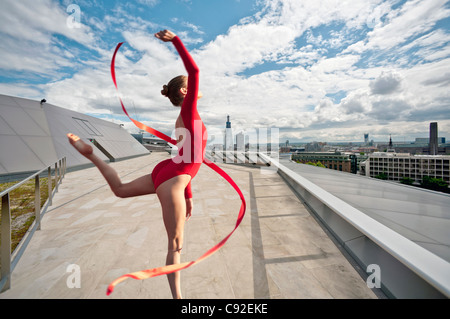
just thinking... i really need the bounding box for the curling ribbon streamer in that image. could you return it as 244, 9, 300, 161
106, 42, 246, 296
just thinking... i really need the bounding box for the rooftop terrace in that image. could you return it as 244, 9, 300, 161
0, 152, 378, 299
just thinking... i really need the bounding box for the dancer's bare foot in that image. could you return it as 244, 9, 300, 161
67, 133, 93, 157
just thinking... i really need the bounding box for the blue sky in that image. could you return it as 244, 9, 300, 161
1, 0, 449, 143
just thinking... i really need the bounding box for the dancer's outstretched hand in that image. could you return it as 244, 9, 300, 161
155, 30, 176, 42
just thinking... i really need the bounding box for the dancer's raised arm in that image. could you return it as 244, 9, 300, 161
155, 30, 200, 117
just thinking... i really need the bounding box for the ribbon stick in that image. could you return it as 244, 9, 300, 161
106, 42, 246, 296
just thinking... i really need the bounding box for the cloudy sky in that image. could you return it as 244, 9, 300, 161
1, 0, 449, 143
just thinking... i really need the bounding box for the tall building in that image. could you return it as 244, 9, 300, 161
364, 133, 369, 145
226, 115, 231, 129
224, 115, 233, 151
430, 122, 438, 155
236, 132, 245, 151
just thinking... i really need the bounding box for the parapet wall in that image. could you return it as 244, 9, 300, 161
259, 153, 450, 299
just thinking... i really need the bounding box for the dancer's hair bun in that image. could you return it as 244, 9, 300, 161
161, 85, 169, 97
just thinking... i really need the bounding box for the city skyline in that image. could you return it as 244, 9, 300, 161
223, 115, 447, 145
0, 0, 449, 143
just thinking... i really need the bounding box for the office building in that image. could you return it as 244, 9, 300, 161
291, 151, 363, 174
363, 152, 450, 184
430, 122, 438, 155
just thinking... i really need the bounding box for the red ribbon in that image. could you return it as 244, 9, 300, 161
106, 42, 246, 296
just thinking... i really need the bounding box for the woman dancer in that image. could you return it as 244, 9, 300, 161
67, 30, 206, 299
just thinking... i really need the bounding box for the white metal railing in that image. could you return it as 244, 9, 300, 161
258, 152, 450, 298
0, 157, 66, 292
204, 150, 275, 166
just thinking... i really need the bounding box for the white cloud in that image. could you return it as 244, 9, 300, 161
370, 70, 403, 95
0, 0, 98, 76
340, 91, 370, 115
1, 0, 449, 143
350, 0, 450, 53
137, 0, 159, 7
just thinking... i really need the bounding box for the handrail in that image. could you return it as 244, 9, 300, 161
258, 152, 450, 298
0, 160, 62, 198
0, 157, 66, 293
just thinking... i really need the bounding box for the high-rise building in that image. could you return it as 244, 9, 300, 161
236, 132, 244, 151
364, 133, 369, 145
224, 115, 233, 151
430, 122, 438, 155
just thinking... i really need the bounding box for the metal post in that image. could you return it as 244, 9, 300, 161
35, 175, 41, 231
47, 166, 52, 206
63, 157, 66, 178
55, 163, 59, 192
58, 159, 62, 183
1, 194, 11, 292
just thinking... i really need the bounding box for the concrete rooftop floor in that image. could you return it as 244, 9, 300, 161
0, 152, 377, 299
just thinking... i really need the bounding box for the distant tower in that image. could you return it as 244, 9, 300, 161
429, 122, 438, 155
364, 133, 369, 145
387, 135, 395, 152
224, 115, 233, 151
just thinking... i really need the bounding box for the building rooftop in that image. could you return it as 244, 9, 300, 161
369, 152, 450, 158
0, 153, 377, 299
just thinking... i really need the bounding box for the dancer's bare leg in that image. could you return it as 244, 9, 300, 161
67, 133, 155, 197
156, 174, 191, 299
69, 133, 189, 298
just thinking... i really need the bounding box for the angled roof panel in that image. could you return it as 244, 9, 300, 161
21, 136, 59, 167
0, 114, 15, 135
0, 94, 149, 176
23, 108, 52, 135
0, 135, 46, 172
13, 95, 45, 109
0, 94, 20, 107
0, 105, 47, 136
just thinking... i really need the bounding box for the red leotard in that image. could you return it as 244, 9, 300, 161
151, 36, 207, 197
